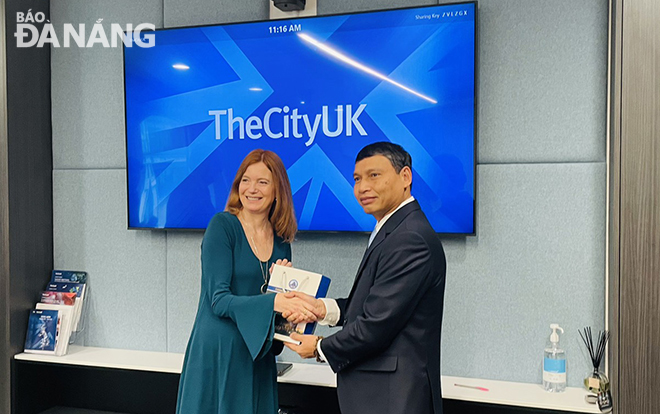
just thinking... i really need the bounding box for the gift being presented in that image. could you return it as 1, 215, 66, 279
267, 264, 331, 343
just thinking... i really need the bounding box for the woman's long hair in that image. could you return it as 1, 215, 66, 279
226, 149, 297, 243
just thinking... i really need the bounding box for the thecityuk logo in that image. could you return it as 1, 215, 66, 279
15, 10, 155, 48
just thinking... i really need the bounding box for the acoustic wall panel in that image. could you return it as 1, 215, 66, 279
444, 0, 607, 164
51, 0, 164, 170
164, 0, 268, 29
441, 162, 606, 386
166, 232, 203, 353
53, 169, 168, 351
318, 0, 435, 15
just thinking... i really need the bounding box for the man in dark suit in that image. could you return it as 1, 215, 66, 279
285, 142, 447, 414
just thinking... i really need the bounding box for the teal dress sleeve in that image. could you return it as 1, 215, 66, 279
201, 214, 277, 361
268, 239, 292, 357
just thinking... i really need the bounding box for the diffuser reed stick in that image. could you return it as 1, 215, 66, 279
578, 327, 610, 370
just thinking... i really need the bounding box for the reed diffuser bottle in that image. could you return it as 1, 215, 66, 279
579, 327, 610, 393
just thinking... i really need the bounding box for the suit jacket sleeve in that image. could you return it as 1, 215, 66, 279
321, 230, 433, 372
334, 298, 347, 326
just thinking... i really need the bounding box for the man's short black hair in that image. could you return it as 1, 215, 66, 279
355, 141, 412, 173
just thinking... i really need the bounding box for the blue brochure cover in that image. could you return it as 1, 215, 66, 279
51, 270, 87, 284
47, 283, 85, 298
24, 309, 58, 353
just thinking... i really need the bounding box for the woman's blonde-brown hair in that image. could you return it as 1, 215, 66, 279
226, 149, 297, 243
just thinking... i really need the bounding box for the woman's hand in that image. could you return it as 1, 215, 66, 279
279, 291, 327, 324
274, 292, 321, 323
269, 258, 292, 274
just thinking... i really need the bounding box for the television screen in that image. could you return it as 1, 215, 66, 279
124, 2, 476, 233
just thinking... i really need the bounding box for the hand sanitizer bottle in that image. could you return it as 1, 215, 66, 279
543, 324, 567, 392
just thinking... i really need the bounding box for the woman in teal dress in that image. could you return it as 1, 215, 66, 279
176, 149, 318, 414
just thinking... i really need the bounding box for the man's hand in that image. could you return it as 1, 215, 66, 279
284, 333, 318, 359
281, 291, 327, 324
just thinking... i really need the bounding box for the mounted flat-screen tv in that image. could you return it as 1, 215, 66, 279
123, 2, 477, 233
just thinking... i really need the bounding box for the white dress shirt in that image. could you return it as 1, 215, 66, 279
316, 196, 415, 362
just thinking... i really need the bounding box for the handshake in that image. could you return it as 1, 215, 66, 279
273, 290, 326, 324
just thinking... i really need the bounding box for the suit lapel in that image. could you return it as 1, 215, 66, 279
354, 228, 385, 277
346, 201, 421, 306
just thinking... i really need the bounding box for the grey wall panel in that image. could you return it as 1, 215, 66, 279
51, 0, 163, 170
164, 0, 268, 28
450, 0, 607, 164
318, 0, 435, 15
53, 169, 168, 351
166, 232, 203, 353
441, 162, 606, 386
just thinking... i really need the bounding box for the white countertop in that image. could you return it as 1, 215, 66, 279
15, 346, 599, 413
439, 375, 599, 413
15, 345, 184, 374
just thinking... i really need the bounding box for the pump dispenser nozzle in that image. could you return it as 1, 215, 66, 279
549, 324, 564, 343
